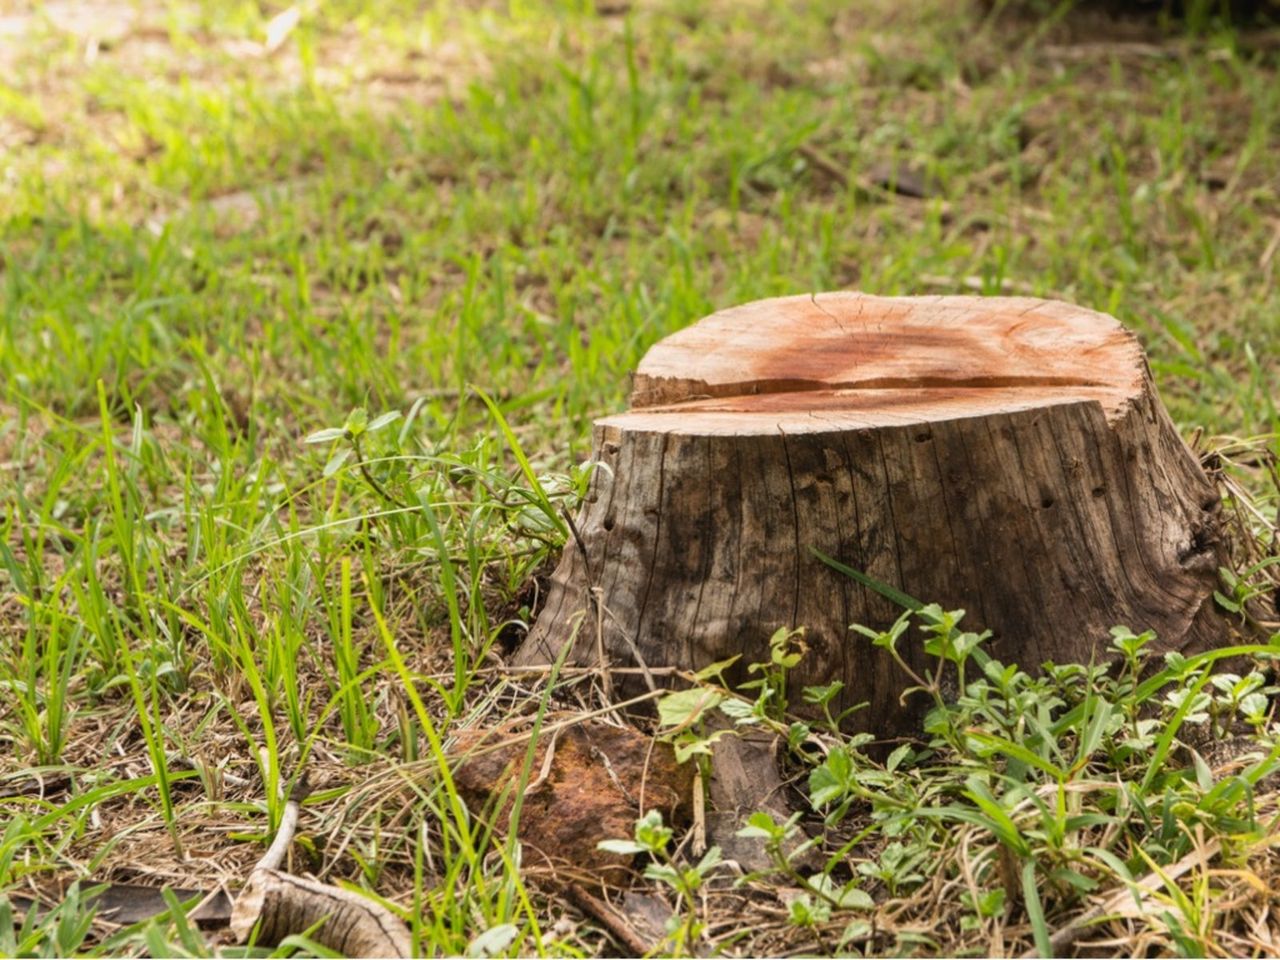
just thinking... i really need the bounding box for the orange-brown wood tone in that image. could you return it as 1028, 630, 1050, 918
517, 293, 1227, 736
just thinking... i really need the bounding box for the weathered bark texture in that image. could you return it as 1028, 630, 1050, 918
517, 293, 1227, 735
229, 778, 413, 957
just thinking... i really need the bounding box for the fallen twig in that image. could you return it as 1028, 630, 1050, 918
254, 777, 309, 872
796, 143, 955, 219
564, 883, 655, 956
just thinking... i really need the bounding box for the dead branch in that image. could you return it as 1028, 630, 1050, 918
564, 883, 655, 956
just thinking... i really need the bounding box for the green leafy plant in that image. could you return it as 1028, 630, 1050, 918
738, 626, 807, 722
599, 811, 723, 955
0, 883, 101, 958
306, 406, 404, 501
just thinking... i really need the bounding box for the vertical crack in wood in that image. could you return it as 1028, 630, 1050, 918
1046, 406, 1117, 635
931, 421, 993, 633
838, 431, 871, 620
873, 428, 912, 721
631, 433, 668, 658
874, 430, 909, 611
810, 292, 853, 341
593, 434, 645, 667
1004, 417, 1067, 657
724, 436, 747, 673
1107, 403, 1197, 619
686, 434, 715, 672
1072, 403, 1156, 634
748, 433, 771, 647
826, 437, 853, 700
778, 426, 803, 632
591, 437, 631, 659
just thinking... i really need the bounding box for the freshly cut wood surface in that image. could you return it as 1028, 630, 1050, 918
607, 384, 1134, 435
518, 293, 1227, 737
629, 293, 1144, 419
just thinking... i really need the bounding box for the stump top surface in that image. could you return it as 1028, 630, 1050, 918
607, 293, 1146, 435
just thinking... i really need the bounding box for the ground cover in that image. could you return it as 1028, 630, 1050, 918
1, 0, 1278, 955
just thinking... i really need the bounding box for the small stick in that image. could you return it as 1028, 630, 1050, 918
525, 730, 560, 794
593, 588, 615, 702
797, 142, 954, 218
564, 884, 653, 957
256, 776, 313, 872
598, 596, 658, 693
797, 143, 855, 190
449, 687, 668, 763
1260, 219, 1280, 280
562, 505, 595, 588
561, 504, 616, 702
498, 665, 683, 677
1028, 838, 1221, 958
690, 765, 707, 857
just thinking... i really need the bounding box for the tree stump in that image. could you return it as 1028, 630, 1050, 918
518, 293, 1227, 735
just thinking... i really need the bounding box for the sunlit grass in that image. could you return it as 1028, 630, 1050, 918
0, 0, 1277, 955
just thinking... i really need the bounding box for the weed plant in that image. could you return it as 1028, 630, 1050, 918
633, 605, 1280, 956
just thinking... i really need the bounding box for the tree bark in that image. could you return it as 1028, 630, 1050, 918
517, 293, 1227, 735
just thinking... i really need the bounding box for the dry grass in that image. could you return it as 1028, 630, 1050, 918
1, 0, 1278, 956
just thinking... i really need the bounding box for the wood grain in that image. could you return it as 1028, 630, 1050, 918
517, 294, 1226, 737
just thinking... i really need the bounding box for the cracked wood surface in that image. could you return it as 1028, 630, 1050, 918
628, 293, 1145, 421
518, 293, 1227, 737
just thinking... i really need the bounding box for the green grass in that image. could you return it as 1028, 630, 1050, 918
1, 0, 1278, 956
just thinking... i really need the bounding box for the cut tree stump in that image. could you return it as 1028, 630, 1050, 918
517, 293, 1227, 735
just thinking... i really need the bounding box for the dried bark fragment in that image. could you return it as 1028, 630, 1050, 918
230, 869, 412, 958
229, 775, 413, 958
